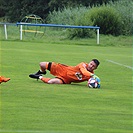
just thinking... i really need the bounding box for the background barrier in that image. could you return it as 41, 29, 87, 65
0, 22, 100, 44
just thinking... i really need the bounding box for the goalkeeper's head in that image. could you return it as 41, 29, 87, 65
92, 59, 100, 68
87, 59, 100, 72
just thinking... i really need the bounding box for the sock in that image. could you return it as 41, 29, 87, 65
40, 77, 51, 83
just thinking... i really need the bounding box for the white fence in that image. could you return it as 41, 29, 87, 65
0, 22, 100, 44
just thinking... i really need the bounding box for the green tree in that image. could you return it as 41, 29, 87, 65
0, 0, 6, 17
48, 0, 120, 11
1, 0, 120, 22
1, 0, 50, 22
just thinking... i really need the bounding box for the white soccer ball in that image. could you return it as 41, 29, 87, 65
88, 77, 100, 88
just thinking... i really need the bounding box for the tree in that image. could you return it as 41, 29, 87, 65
0, 0, 6, 17
1, 0, 50, 22
0, 0, 120, 22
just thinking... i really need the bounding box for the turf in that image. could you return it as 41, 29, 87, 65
0, 37, 132, 133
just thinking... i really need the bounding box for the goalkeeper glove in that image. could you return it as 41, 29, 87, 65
91, 74, 101, 88
92, 74, 99, 79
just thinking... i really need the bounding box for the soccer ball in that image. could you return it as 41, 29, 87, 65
88, 77, 100, 88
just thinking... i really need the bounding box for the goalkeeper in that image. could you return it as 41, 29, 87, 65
29, 59, 100, 84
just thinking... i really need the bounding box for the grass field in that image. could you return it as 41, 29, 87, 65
0, 28, 132, 133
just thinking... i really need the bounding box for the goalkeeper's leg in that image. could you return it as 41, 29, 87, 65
31, 62, 51, 75
29, 62, 49, 78
40, 76, 63, 84
39, 62, 51, 74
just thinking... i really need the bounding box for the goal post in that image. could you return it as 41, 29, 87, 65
17, 22, 100, 44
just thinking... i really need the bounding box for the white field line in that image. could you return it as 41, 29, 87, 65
106, 59, 133, 70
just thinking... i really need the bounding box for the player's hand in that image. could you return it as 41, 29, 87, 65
92, 74, 101, 88
92, 74, 100, 83
92, 74, 99, 80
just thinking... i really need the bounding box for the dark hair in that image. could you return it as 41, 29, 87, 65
92, 59, 100, 67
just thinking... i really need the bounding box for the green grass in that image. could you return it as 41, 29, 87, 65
0, 29, 132, 133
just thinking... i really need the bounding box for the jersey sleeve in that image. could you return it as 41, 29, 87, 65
79, 62, 94, 77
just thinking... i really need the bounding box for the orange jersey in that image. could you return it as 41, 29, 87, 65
49, 62, 94, 84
